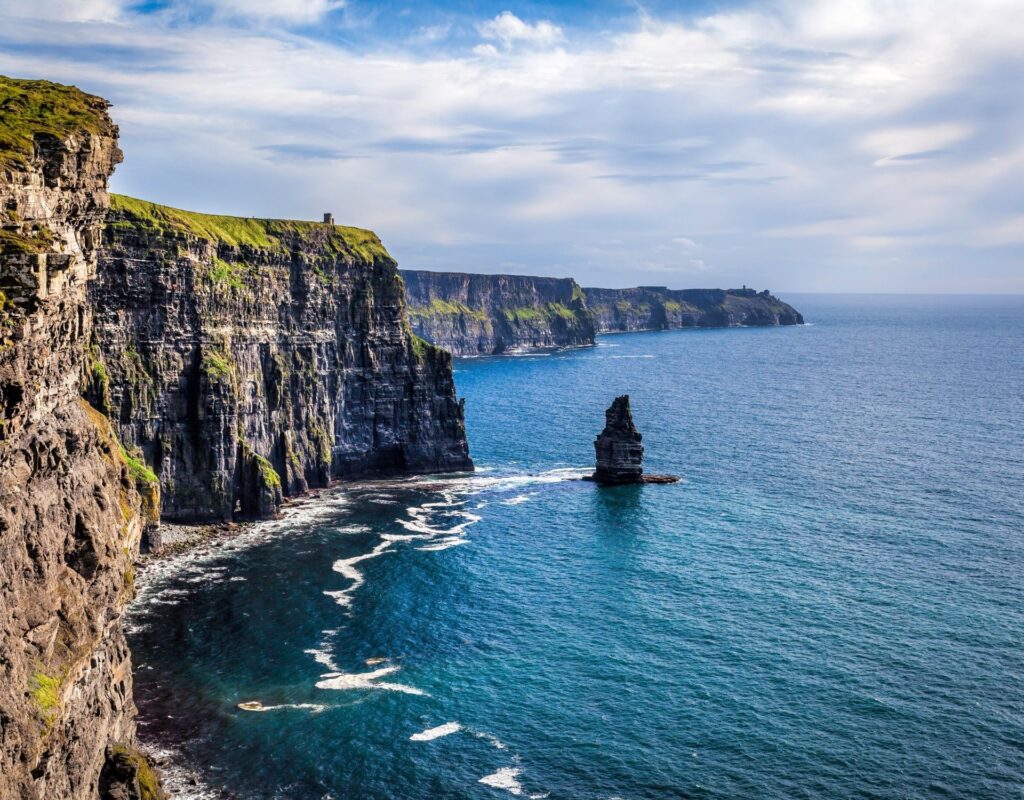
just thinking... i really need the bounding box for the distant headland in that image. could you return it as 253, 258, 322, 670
401, 269, 804, 356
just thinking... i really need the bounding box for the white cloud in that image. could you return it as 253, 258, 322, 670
205, 0, 345, 23
0, 0, 1020, 291
0, 0, 124, 21
477, 11, 564, 49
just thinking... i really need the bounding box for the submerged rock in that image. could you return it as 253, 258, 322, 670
588, 395, 679, 485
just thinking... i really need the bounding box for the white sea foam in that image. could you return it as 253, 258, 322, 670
502, 494, 532, 505
325, 538, 395, 607
335, 524, 371, 534
417, 537, 467, 552
316, 664, 425, 696
479, 767, 523, 795
474, 731, 508, 750
410, 722, 462, 741
304, 646, 339, 671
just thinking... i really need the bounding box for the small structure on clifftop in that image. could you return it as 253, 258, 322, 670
588, 395, 679, 485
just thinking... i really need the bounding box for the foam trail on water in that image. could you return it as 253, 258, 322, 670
417, 537, 467, 552
240, 703, 327, 713
410, 722, 462, 741
325, 539, 394, 607
304, 646, 339, 672
472, 730, 508, 750
316, 664, 425, 696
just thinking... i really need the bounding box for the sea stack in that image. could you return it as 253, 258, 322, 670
590, 395, 679, 485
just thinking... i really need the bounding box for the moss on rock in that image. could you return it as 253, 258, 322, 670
0, 75, 113, 169
109, 194, 391, 263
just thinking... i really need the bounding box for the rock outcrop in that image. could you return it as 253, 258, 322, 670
401, 269, 595, 356
585, 286, 804, 332
88, 197, 473, 522
589, 395, 678, 485
0, 76, 161, 800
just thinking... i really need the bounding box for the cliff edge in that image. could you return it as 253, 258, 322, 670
401, 272, 803, 356
0, 76, 161, 800
401, 269, 595, 356
585, 286, 804, 332
89, 198, 473, 523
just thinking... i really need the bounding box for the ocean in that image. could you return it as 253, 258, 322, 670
127, 294, 1024, 800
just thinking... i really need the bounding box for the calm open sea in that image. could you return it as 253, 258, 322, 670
127, 294, 1024, 800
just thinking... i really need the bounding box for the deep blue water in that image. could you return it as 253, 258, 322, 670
128, 295, 1024, 800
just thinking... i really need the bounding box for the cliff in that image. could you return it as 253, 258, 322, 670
401, 272, 803, 356
401, 269, 595, 356
585, 286, 804, 332
0, 77, 160, 799
89, 198, 473, 522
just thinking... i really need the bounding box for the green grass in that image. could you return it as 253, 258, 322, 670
0, 225, 53, 254
201, 349, 235, 383
109, 194, 391, 263
118, 445, 158, 485
545, 302, 577, 320
0, 76, 112, 169
663, 300, 683, 312
209, 257, 245, 289
502, 303, 581, 323
108, 744, 164, 800
410, 334, 432, 361
255, 453, 281, 489
29, 669, 61, 727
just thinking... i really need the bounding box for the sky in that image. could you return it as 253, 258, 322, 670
1, 1, 1022, 292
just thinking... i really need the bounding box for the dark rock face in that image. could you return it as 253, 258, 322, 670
589, 395, 679, 486
593, 395, 645, 484
89, 198, 473, 522
401, 269, 595, 356
401, 272, 803, 356
584, 286, 804, 332
0, 78, 160, 800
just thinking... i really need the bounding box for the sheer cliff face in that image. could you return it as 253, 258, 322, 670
402, 272, 803, 356
0, 78, 151, 800
90, 198, 473, 522
401, 270, 596, 356
584, 287, 804, 332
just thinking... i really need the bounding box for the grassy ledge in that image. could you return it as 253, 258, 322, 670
0, 75, 112, 169
109, 194, 391, 263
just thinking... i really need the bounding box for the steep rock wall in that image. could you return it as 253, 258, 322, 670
90, 198, 473, 523
584, 286, 804, 332
401, 269, 595, 356
0, 77, 158, 800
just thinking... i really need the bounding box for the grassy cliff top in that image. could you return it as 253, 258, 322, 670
110, 194, 390, 262
0, 75, 114, 169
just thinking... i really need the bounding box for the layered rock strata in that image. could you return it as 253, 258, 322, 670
589, 395, 678, 485
402, 271, 804, 356
401, 269, 595, 356
584, 286, 804, 332
0, 77, 161, 800
89, 197, 473, 522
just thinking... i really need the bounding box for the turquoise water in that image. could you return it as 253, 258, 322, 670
128, 295, 1024, 800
